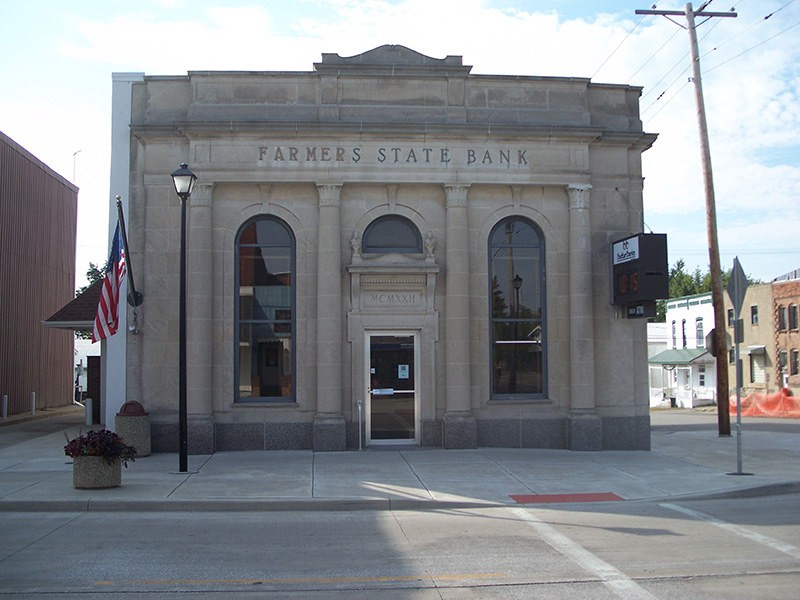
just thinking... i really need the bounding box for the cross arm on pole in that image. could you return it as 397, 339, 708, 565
635, 9, 737, 18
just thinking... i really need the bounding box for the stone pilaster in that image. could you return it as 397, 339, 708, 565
442, 184, 476, 448
566, 184, 601, 450
314, 183, 346, 451
186, 182, 215, 453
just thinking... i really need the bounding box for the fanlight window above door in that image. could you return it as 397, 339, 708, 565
362, 215, 422, 253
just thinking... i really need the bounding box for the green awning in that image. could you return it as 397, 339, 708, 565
648, 348, 710, 365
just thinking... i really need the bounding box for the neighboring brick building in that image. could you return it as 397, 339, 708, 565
772, 277, 800, 394
721, 272, 800, 398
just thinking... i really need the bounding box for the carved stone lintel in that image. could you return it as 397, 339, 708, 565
443, 184, 469, 208
566, 184, 592, 211
317, 184, 343, 207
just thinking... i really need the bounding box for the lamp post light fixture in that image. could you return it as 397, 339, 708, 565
170, 163, 196, 473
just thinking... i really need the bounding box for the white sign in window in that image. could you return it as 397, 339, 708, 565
398, 364, 409, 379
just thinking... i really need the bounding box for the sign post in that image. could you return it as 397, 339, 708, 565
726, 257, 751, 476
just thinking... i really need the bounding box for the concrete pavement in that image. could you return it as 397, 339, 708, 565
1, 406, 798, 512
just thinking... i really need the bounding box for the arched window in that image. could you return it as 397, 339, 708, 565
362, 215, 422, 253
488, 217, 546, 397
235, 216, 295, 402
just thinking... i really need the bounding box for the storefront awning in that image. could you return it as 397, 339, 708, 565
746, 345, 766, 355
648, 348, 710, 365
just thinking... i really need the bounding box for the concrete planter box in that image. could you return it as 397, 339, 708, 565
72, 456, 122, 489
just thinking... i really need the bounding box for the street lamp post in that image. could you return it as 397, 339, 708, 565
170, 163, 197, 473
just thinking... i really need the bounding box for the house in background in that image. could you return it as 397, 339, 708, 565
646, 322, 668, 406
43, 279, 103, 422
648, 292, 715, 408
0, 131, 77, 416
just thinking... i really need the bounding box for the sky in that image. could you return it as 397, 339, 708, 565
1, 0, 799, 286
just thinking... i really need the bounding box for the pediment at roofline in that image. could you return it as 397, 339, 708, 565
314, 45, 472, 76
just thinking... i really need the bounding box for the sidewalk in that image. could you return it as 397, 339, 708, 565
1, 408, 798, 512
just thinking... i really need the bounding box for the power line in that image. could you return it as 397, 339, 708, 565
626, 27, 681, 84
641, 15, 723, 107
591, 14, 646, 79
706, 17, 800, 73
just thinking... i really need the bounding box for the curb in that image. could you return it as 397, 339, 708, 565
0, 405, 85, 428
4, 482, 798, 513
661, 481, 800, 502
0, 498, 502, 513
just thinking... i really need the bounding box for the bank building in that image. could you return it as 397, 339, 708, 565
102, 45, 659, 454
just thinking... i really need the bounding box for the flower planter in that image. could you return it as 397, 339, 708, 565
72, 456, 122, 489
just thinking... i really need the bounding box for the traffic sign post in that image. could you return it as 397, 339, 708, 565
726, 257, 751, 476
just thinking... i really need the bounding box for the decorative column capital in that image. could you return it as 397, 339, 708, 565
317, 183, 343, 207
443, 184, 470, 208
190, 182, 215, 208
566, 184, 592, 211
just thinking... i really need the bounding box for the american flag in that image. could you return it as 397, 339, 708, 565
92, 223, 126, 343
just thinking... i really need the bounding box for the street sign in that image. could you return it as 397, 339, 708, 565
727, 257, 748, 317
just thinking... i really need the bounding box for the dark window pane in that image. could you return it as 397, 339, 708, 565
363, 215, 422, 253
239, 248, 291, 287
240, 219, 292, 246
489, 217, 545, 398
236, 217, 294, 402
238, 325, 292, 399
489, 219, 541, 247
490, 248, 541, 318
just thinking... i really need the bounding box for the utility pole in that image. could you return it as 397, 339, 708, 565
636, 2, 736, 436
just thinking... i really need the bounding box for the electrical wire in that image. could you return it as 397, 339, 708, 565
706, 17, 800, 73
592, 14, 646, 79
627, 27, 682, 84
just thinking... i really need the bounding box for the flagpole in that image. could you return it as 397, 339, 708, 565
116, 196, 143, 307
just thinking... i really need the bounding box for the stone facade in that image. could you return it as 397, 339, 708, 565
112, 46, 656, 452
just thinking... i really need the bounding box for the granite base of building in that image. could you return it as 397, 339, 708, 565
149, 416, 651, 453
566, 412, 604, 451
602, 415, 651, 451
477, 418, 567, 448
442, 413, 478, 449
312, 416, 347, 452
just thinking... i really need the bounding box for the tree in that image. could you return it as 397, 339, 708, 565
652, 259, 758, 322
74, 262, 106, 339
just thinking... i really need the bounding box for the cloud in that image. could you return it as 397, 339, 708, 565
28, 0, 800, 281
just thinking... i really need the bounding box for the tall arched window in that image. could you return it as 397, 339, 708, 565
489, 217, 545, 397
235, 216, 295, 402
362, 215, 422, 253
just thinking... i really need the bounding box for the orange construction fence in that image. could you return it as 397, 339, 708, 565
729, 388, 800, 419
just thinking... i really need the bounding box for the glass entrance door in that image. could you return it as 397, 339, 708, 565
367, 333, 418, 445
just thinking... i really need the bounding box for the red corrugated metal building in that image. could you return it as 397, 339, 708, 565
1, 131, 78, 416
